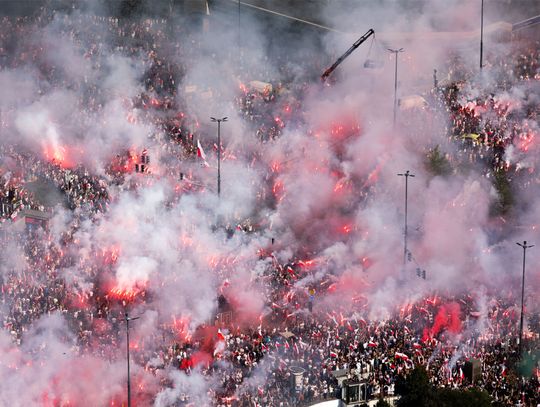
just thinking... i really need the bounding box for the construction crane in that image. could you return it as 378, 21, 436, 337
321, 28, 375, 81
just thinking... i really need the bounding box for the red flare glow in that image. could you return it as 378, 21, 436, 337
171, 315, 192, 343
274, 116, 284, 128
43, 144, 75, 168
330, 122, 345, 137
272, 180, 285, 202
518, 132, 536, 152
362, 161, 385, 188
422, 302, 462, 341
361, 256, 373, 269
296, 259, 317, 269
110, 150, 139, 174
108, 286, 142, 302
334, 179, 346, 193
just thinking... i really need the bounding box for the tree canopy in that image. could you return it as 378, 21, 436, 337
396, 366, 493, 407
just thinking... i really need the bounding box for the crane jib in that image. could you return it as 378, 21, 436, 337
321, 29, 375, 81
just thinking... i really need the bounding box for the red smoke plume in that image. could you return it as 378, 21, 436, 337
423, 302, 462, 341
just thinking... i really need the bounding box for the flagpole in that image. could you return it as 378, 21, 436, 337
210, 117, 228, 197
480, 0, 484, 70
516, 241, 533, 357
398, 170, 415, 268
125, 312, 139, 407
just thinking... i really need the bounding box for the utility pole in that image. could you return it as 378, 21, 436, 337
388, 48, 404, 127
516, 241, 533, 357
480, 0, 484, 70
210, 117, 228, 197
398, 170, 415, 267
238, 0, 241, 61
125, 312, 139, 407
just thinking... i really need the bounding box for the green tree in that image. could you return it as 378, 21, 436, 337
490, 168, 514, 215
396, 367, 438, 407
396, 367, 494, 407
425, 145, 452, 177
436, 387, 492, 407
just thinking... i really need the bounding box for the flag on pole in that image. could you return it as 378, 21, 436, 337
197, 140, 209, 166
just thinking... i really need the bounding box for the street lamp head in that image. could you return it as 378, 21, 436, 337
211, 117, 228, 123
210, 117, 216, 121
125, 312, 140, 322
398, 170, 415, 177
517, 241, 534, 249
388, 48, 404, 53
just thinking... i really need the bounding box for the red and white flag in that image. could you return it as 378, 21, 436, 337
395, 352, 409, 361
197, 140, 209, 166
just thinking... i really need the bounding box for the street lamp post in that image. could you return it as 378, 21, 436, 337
238, 0, 241, 49
125, 312, 139, 407
398, 170, 415, 267
388, 48, 404, 127
516, 241, 534, 356
480, 0, 484, 70
210, 117, 228, 197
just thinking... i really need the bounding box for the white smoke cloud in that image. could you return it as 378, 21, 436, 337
0, 0, 538, 404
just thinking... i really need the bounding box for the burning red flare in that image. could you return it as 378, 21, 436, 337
422, 302, 462, 341
171, 315, 192, 343
108, 286, 142, 302
43, 144, 75, 168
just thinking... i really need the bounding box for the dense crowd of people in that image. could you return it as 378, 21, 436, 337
0, 7, 539, 407
433, 41, 539, 175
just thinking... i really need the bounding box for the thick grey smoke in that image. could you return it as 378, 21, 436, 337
0, 0, 538, 404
